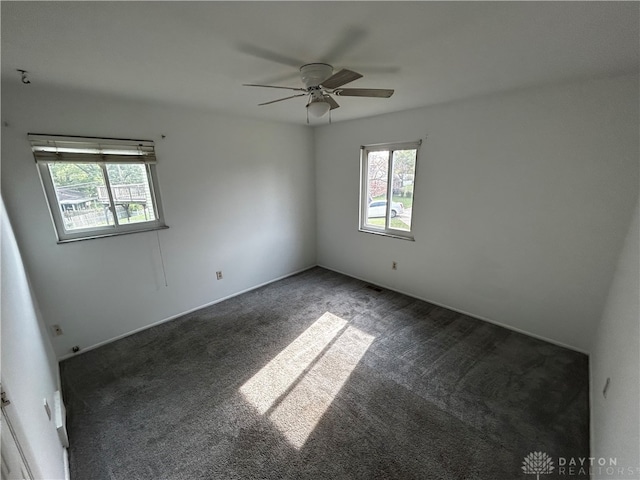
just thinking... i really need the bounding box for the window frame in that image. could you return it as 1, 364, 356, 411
359, 140, 421, 240
31, 134, 167, 243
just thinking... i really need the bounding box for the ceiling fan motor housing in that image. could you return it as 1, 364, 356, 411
300, 63, 334, 89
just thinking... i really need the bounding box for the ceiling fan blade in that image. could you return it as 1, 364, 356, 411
321, 69, 363, 89
323, 95, 340, 110
333, 88, 394, 98
342, 66, 401, 75
319, 26, 367, 64
237, 43, 304, 68
258, 93, 307, 106
256, 71, 301, 85
244, 83, 307, 92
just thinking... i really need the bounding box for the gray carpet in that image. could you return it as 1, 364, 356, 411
61, 267, 589, 480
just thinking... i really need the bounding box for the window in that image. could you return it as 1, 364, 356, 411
359, 140, 420, 239
30, 134, 167, 242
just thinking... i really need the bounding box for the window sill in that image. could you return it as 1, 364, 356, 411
358, 228, 414, 241
57, 225, 169, 244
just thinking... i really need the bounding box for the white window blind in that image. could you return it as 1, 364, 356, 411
29, 135, 156, 164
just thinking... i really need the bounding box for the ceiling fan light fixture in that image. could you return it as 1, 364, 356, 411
307, 100, 331, 118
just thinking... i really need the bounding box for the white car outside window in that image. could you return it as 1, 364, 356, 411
368, 200, 403, 218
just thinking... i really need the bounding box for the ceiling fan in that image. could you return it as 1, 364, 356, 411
243, 63, 394, 120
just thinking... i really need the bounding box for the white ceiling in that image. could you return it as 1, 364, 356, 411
2, 1, 638, 125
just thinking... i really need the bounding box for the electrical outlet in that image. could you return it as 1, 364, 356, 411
216, 271, 223, 280
52, 324, 63, 336
392, 261, 397, 270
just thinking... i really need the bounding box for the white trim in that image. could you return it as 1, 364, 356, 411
318, 264, 589, 355
57, 265, 317, 361
588, 360, 595, 460
0, 385, 35, 480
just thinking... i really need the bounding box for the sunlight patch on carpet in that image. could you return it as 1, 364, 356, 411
240, 312, 348, 414
270, 324, 374, 448
240, 312, 374, 449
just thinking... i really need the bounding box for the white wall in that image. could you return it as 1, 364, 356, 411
315, 74, 639, 352
1, 199, 66, 479
1, 83, 316, 358
590, 198, 639, 474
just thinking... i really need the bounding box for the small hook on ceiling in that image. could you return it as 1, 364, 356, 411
17, 69, 31, 85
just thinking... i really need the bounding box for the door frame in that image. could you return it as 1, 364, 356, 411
1, 382, 35, 480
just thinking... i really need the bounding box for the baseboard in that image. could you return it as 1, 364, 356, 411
58, 263, 588, 360
63, 447, 70, 480
57, 265, 317, 361
318, 264, 589, 355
